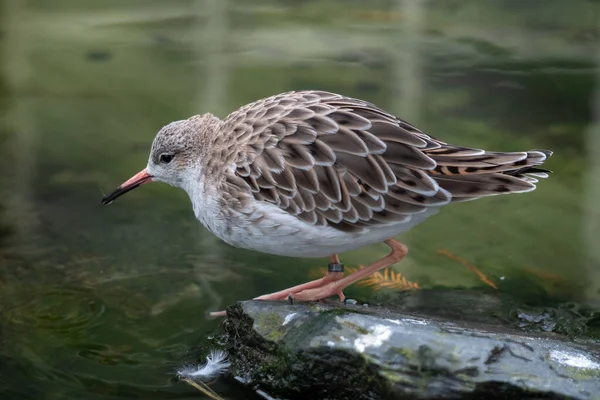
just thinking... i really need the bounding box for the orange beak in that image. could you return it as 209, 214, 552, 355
101, 169, 153, 205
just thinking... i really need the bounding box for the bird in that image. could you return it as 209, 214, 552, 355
101, 90, 552, 314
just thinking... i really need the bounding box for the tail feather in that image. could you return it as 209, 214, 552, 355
433, 151, 528, 168
426, 148, 552, 200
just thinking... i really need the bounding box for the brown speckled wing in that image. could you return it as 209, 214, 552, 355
220, 90, 551, 233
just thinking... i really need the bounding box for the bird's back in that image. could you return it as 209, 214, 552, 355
214, 90, 551, 239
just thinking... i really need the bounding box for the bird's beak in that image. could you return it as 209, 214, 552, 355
101, 168, 153, 205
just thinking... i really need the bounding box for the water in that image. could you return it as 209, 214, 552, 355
0, 0, 598, 398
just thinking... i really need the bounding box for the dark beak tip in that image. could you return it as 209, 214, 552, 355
100, 181, 146, 205
101, 170, 152, 206
101, 186, 124, 205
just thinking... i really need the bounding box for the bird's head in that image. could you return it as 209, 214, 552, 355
101, 114, 221, 204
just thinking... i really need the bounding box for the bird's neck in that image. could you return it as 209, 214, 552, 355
182, 170, 226, 237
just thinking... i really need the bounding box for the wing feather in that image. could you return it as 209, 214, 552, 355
220, 91, 552, 233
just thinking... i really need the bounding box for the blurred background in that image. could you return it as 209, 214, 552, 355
0, 0, 598, 398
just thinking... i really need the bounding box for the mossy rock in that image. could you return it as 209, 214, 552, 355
216, 293, 600, 400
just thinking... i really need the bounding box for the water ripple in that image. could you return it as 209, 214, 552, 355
5, 287, 106, 331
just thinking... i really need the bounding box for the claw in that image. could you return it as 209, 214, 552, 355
209, 310, 227, 317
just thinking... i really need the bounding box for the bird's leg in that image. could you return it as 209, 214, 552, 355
253, 254, 345, 301
208, 254, 345, 317
209, 243, 405, 317
291, 239, 408, 302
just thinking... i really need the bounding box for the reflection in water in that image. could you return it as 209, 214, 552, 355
0, 1, 598, 399
584, 44, 600, 305
393, 0, 423, 122
1, 0, 41, 262
197, 0, 229, 113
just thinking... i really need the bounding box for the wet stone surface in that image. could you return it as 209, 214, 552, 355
217, 293, 600, 400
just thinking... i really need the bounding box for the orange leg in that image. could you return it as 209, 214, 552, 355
253, 254, 344, 301
208, 254, 344, 317
292, 239, 407, 301
208, 240, 407, 317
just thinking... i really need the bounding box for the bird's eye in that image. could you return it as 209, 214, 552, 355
159, 154, 174, 164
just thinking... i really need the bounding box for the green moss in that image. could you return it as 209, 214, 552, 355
564, 366, 600, 381
219, 303, 399, 399
391, 346, 416, 361
378, 369, 403, 383
281, 308, 346, 348
252, 311, 285, 342
341, 320, 370, 335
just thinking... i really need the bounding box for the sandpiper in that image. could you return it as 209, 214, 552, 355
102, 90, 552, 313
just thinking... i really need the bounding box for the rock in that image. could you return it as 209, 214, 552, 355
218, 292, 600, 400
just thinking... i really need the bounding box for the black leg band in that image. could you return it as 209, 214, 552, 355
328, 262, 345, 273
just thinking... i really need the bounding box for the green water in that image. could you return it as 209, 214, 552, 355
0, 0, 598, 398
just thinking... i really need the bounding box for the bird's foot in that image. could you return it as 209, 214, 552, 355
273, 239, 408, 303
290, 281, 346, 302
208, 267, 345, 317
253, 270, 345, 301
208, 240, 406, 317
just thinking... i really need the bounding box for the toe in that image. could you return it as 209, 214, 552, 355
254, 292, 290, 301
292, 283, 344, 302
209, 310, 227, 317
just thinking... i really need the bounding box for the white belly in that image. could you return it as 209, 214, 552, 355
198, 199, 438, 258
